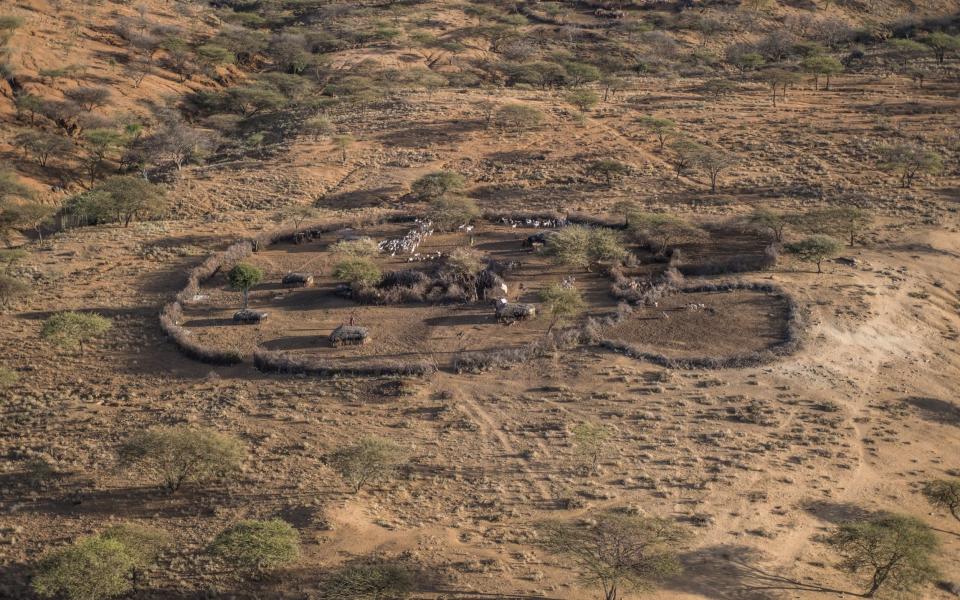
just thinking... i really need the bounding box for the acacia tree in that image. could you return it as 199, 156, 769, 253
14, 130, 73, 167
33, 537, 137, 600
692, 146, 737, 193
4, 202, 56, 243
878, 144, 942, 188
495, 103, 544, 136
118, 426, 244, 493
669, 138, 703, 179
96, 176, 167, 226
546, 226, 627, 270
757, 69, 802, 106
538, 512, 685, 600
922, 31, 960, 64
636, 116, 674, 150
826, 514, 938, 598
274, 204, 317, 233
921, 479, 960, 522
801, 54, 843, 90
785, 234, 842, 273
745, 207, 793, 242
628, 212, 704, 255
328, 437, 408, 493
427, 195, 480, 231
228, 263, 264, 309
539, 282, 585, 334
588, 159, 630, 186
411, 171, 465, 200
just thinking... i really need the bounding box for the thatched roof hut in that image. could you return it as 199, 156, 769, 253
234, 309, 269, 323
282, 272, 315, 288
330, 325, 369, 346
494, 298, 536, 323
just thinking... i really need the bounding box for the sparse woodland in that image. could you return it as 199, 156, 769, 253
1, 0, 959, 598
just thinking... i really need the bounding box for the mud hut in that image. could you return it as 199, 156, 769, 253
282, 272, 315, 288
494, 298, 536, 324
234, 309, 269, 324
330, 325, 369, 346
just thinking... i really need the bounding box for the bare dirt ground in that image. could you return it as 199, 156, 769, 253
1, 0, 960, 598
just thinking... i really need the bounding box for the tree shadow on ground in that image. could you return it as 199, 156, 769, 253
665, 545, 850, 599
376, 119, 484, 148
802, 500, 877, 525
903, 396, 960, 426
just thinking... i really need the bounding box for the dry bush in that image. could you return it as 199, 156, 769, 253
253, 348, 436, 377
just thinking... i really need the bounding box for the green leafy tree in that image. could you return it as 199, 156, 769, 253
274, 204, 317, 233
669, 138, 704, 179
333, 257, 382, 288
826, 514, 938, 598
0, 248, 28, 273
3, 202, 56, 243
117, 426, 244, 493
636, 116, 675, 150
14, 130, 73, 167
628, 212, 704, 254
537, 511, 685, 600
411, 171, 465, 200
427, 195, 480, 231
495, 103, 544, 136
801, 55, 843, 90
922, 31, 960, 64
96, 176, 167, 227
757, 69, 803, 107
40, 311, 112, 355
565, 89, 600, 113
539, 282, 585, 334
209, 519, 300, 575
332, 134, 354, 164
878, 143, 943, 188
885, 39, 928, 69
328, 437, 408, 493
588, 159, 630, 186
745, 208, 793, 242
228, 263, 264, 309
0, 169, 31, 203
921, 479, 960, 522
785, 234, 842, 273
0, 273, 29, 308
81, 129, 125, 185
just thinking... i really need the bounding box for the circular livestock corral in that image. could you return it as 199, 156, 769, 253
161, 215, 803, 375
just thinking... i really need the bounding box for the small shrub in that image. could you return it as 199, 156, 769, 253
0, 273, 29, 308
33, 537, 136, 600
427, 195, 480, 231
571, 422, 611, 473
411, 171, 465, 200
322, 561, 415, 600
0, 365, 17, 388
334, 257, 382, 288
117, 426, 244, 493
328, 437, 408, 493
331, 237, 379, 258
209, 519, 300, 575
40, 312, 112, 355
